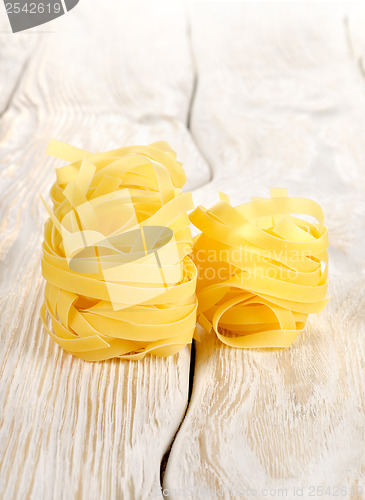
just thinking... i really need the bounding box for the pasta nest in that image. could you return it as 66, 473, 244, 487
41, 140, 197, 361
190, 189, 329, 348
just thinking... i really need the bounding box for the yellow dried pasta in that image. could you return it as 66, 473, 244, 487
41, 140, 197, 361
190, 188, 329, 348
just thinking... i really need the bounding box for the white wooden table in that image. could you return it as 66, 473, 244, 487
1, 1, 365, 499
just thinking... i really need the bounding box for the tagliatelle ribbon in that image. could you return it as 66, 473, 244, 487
189, 188, 329, 348
41, 140, 197, 361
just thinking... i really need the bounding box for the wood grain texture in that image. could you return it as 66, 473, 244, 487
0, 22, 36, 116
0, 1, 209, 498
2, 1, 365, 499
164, 2, 365, 499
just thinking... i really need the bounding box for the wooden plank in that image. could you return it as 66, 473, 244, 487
164, 3, 365, 498
0, 26, 37, 116
0, 1, 210, 498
